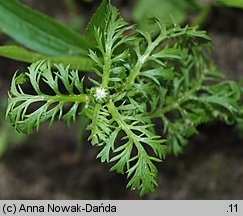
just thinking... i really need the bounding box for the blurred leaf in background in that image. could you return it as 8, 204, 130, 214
0, 0, 91, 56
132, 0, 243, 30
63, 0, 84, 31
0, 46, 93, 71
216, 0, 243, 9
0, 0, 94, 71
132, 0, 199, 30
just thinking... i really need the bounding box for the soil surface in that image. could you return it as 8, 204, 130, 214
0, 1, 242, 199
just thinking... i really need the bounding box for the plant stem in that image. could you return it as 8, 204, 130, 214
125, 36, 162, 88
11, 94, 90, 104
102, 53, 112, 87
107, 99, 148, 154
125, 27, 198, 88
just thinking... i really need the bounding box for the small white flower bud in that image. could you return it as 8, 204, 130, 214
92, 87, 110, 104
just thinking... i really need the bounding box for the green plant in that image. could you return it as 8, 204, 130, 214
1, 0, 243, 196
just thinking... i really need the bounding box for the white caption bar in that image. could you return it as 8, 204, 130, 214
0, 200, 241, 216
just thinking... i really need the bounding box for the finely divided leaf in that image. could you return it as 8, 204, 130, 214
7, 60, 89, 134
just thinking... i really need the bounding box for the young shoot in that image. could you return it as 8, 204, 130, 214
6, 1, 243, 196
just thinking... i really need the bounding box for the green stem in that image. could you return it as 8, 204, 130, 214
125, 27, 197, 88
11, 94, 90, 103
107, 99, 147, 154
126, 36, 162, 88
102, 54, 112, 87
